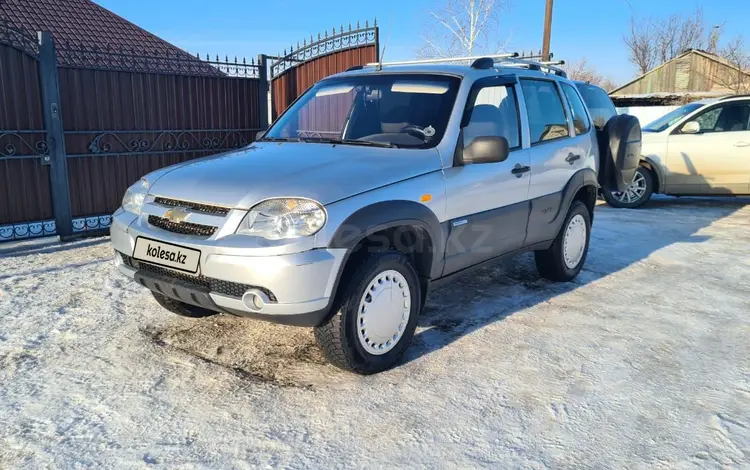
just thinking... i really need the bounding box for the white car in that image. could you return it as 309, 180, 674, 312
603, 95, 750, 208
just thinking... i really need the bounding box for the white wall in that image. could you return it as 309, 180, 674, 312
616, 106, 679, 127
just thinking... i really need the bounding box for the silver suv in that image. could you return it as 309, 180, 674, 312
111, 56, 639, 374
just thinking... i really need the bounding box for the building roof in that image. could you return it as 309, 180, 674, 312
0, 0, 193, 59
610, 49, 750, 95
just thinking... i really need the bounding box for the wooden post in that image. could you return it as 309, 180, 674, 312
542, 0, 554, 62
37, 31, 73, 239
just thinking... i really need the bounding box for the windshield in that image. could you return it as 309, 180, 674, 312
642, 103, 703, 132
264, 74, 461, 148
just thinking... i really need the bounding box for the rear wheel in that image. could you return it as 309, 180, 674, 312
603, 166, 653, 208
314, 251, 420, 375
151, 292, 217, 318
535, 201, 591, 282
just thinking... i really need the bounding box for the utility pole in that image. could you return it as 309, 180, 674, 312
541, 0, 554, 62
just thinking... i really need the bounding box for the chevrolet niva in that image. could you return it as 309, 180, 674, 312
112, 55, 640, 374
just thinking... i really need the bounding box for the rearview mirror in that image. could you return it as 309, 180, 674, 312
682, 121, 701, 134
255, 130, 267, 141
461, 136, 510, 165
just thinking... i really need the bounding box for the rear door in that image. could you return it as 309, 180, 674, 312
521, 78, 592, 245
665, 101, 750, 194
442, 80, 531, 275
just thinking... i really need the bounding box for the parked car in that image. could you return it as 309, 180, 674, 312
111, 56, 639, 374
602, 95, 750, 208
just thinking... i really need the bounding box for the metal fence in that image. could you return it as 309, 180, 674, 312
0, 18, 377, 243
270, 20, 378, 119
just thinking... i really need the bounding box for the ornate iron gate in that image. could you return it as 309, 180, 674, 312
0, 19, 268, 242
1, 17, 375, 243
0, 21, 55, 241
270, 21, 379, 119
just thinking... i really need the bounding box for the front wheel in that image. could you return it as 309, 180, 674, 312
535, 201, 592, 282
314, 251, 421, 374
603, 166, 653, 208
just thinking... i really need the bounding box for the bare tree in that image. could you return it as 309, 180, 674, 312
623, 8, 720, 75
418, 0, 512, 58
564, 58, 618, 91
624, 18, 656, 75
714, 35, 750, 93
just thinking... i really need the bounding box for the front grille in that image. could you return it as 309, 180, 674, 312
120, 253, 276, 301
148, 215, 217, 237
154, 197, 230, 216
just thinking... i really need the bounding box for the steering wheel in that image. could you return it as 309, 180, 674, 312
400, 124, 429, 139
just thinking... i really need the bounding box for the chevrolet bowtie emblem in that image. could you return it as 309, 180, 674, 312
163, 207, 191, 223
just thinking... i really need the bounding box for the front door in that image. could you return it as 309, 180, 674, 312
443, 82, 531, 275
665, 101, 750, 195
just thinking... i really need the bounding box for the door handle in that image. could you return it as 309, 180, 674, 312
734, 141, 750, 147
511, 164, 531, 177
565, 153, 581, 164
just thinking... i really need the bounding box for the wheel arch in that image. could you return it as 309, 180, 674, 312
640, 157, 665, 194
328, 199, 445, 281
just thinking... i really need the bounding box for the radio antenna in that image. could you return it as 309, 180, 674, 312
378, 12, 395, 71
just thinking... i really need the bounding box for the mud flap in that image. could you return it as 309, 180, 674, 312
598, 114, 642, 192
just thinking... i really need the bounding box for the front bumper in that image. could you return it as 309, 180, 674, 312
111, 209, 346, 326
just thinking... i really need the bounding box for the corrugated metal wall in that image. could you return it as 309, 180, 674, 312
57, 66, 262, 218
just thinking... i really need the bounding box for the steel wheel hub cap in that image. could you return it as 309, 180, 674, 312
563, 214, 587, 269
613, 171, 646, 203
356, 269, 411, 355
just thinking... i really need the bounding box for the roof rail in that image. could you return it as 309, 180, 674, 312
356, 53, 568, 77
364, 53, 519, 69
719, 93, 750, 101
495, 58, 567, 78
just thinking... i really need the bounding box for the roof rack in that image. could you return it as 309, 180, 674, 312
363, 53, 519, 69
494, 58, 567, 77
356, 52, 568, 77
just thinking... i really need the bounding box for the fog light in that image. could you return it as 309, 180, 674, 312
242, 290, 267, 311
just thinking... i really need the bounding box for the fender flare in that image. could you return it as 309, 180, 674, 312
552, 168, 598, 234
328, 200, 445, 280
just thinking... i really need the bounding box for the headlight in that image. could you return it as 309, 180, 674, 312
121, 178, 149, 215
236, 198, 326, 240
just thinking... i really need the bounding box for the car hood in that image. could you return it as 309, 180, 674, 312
146, 142, 443, 208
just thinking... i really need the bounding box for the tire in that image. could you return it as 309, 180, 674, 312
151, 291, 218, 318
314, 251, 421, 375
602, 166, 654, 208
535, 201, 591, 282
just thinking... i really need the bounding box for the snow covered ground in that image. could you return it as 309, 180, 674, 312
1, 198, 749, 469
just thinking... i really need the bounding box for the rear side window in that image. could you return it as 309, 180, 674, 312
575, 83, 616, 129
464, 85, 521, 149
561, 83, 591, 135
520, 79, 570, 144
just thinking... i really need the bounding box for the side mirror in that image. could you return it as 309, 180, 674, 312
255, 130, 267, 141
461, 136, 510, 165
682, 121, 701, 134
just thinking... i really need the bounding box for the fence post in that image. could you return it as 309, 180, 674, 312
257, 54, 270, 131
37, 31, 72, 239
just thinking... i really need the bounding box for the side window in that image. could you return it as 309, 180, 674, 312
520, 79, 570, 144
693, 108, 722, 131
690, 104, 750, 133
463, 85, 521, 149
561, 83, 591, 135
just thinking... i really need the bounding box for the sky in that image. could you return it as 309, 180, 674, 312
96, 0, 749, 85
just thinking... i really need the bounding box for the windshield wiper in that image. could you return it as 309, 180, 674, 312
299, 137, 396, 148
259, 137, 300, 142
